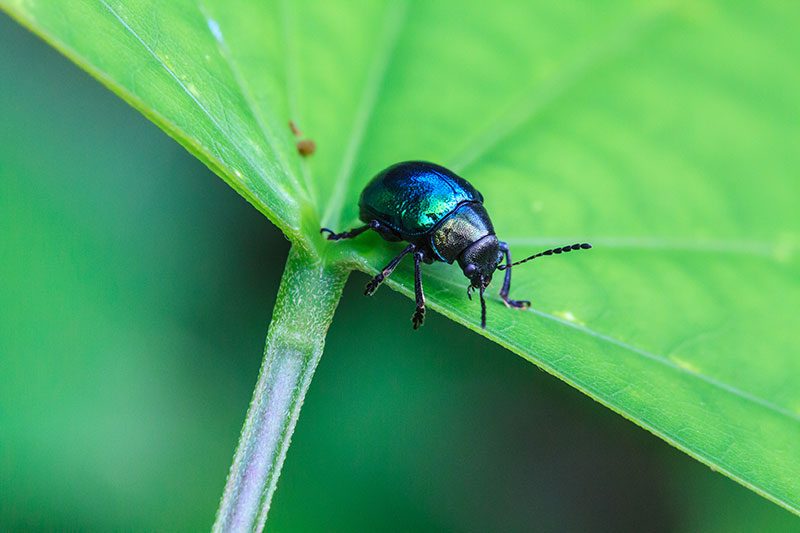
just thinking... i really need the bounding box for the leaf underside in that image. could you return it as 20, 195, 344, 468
3, 0, 799, 513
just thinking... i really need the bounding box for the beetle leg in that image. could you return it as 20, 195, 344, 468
499, 242, 531, 309
411, 250, 426, 329
364, 243, 416, 296
320, 220, 381, 241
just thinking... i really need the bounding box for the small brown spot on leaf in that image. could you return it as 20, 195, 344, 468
289, 121, 316, 157
296, 139, 316, 157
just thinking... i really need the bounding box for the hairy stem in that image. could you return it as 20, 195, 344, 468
213, 247, 347, 532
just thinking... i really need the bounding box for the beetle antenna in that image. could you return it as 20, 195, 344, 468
479, 283, 487, 329
498, 243, 592, 270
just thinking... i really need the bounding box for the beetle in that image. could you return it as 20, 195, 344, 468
321, 161, 591, 329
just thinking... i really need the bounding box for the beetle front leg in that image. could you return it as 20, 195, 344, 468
411, 250, 426, 329
320, 219, 381, 241
364, 243, 416, 296
499, 242, 531, 309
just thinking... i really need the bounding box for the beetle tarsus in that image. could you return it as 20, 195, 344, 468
498, 241, 530, 311
412, 306, 425, 329
320, 220, 383, 241
320, 227, 358, 241
502, 297, 531, 309
364, 275, 384, 296
320, 227, 344, 240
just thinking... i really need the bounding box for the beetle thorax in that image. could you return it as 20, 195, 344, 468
429, 202, 495, 264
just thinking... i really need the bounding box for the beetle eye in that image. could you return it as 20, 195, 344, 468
463, 264, 477, 277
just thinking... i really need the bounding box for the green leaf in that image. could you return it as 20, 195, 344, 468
4, 0, 799, 515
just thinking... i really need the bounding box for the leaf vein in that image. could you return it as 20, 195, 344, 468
388, 268, 800, 424
529, 307, 800, 423
448, 4, 673, 173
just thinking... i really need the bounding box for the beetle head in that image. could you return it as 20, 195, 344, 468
458, 234, 502, 289
459, 234, 501, 329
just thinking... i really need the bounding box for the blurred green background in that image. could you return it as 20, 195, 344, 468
0, 13, 797, 532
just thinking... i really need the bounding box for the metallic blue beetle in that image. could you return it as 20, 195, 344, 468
322, 161, 591, 329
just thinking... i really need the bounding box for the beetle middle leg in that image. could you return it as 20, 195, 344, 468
411, 250, 426, 329
364, 243, 416, 296
320, 219, 383, 241
499, 242, 531, 309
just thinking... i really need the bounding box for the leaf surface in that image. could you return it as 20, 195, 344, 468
4, 0, 799, 512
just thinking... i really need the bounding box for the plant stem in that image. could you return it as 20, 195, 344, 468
213, 247, 347, 532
